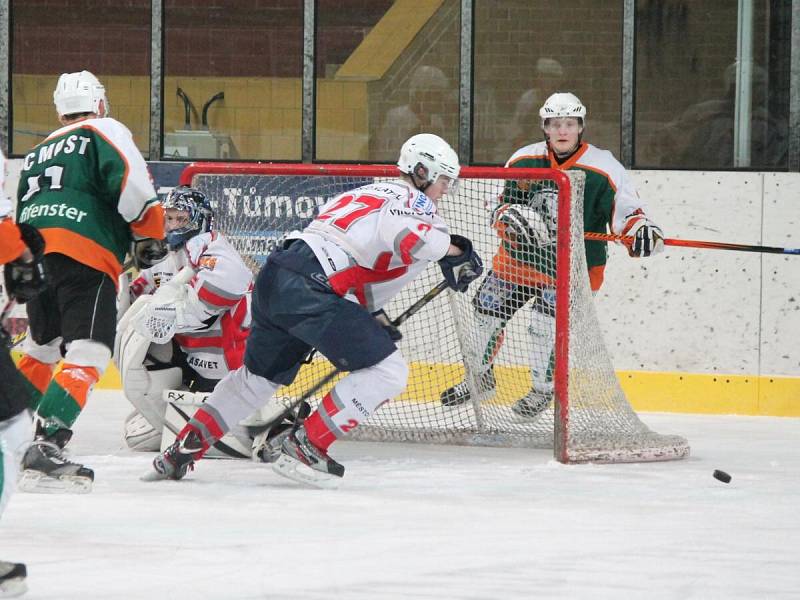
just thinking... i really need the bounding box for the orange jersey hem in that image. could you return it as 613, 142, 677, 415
41, 227, 123, 286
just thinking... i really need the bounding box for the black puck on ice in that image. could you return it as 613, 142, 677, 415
713, 469, 732, 483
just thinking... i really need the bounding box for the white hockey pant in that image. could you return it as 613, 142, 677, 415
201, 350, 408, 441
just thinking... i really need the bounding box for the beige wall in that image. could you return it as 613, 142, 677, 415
11, 75, 370, 161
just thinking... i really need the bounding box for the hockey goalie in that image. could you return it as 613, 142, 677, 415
115, 186, 291, 459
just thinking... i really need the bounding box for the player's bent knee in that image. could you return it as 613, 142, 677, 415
216, 366, 281, 412
22, 337, 62, 364
64, 339, 112, 374
369, 350, 408, 398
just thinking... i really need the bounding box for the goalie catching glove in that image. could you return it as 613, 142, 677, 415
3, 223, 47, 303
439, 234, 483, 292
130, 267, 213, 343
622, 213, 664, 257
492, 204, 553, 248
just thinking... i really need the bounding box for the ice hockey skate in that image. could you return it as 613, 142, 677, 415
18, 427, 94, 494
0, 561, 26, 598
511, 388, 552, 420
272, 426, 344, 489
142, 431, 201, 481
251, 420, 294, 463
439, 366, 496, 407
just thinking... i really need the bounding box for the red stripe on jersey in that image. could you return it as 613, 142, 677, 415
220, 298, 249, 369
328, 251, 408, 306
328, 263, 408, 306
130, 276, 149, 298
197, 284, 240, 308
398, 231, 421, 265
174, 334, 224, 348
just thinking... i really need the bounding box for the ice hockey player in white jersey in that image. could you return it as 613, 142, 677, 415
144, 133, 483, 487
439, 92, 665, 419
116, 185, 268, 457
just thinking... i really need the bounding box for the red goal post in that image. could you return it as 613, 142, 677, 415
179, 162, 689, 464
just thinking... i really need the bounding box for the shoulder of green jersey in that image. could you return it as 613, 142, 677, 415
575, 144, 626, 188
505, 142, 547, 167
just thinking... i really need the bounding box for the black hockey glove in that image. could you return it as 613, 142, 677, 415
438, 234, 483, 293
3, 223, 47, 304
372, 309, 402, 342
132, 237, 169, 269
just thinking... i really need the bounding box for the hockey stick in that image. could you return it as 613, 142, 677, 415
288, 279, 451, 412
584, 231, 800, 255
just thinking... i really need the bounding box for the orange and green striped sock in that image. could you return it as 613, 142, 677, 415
17, 355, 57, 411
36, 364, 99, 436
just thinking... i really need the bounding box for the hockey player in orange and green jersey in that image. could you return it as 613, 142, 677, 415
439, 92, 665, 419
15, 71, 166, 493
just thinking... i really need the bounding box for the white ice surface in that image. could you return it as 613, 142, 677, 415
1, 390, 799, 600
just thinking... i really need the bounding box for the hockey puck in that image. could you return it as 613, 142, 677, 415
713, 469, 732, 483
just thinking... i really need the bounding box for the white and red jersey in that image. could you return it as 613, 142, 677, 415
129, 231, 253, 380
294, 180, 451, 311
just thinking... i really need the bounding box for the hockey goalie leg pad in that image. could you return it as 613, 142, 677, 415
527, 296, 556, 393
511, 296, 555, 421
117, 312, 183, 438
440, 309, 503, 407
124, 410, 162, 452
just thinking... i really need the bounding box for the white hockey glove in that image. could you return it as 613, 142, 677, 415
623, 215, 664, 257
492, 204, 553, 248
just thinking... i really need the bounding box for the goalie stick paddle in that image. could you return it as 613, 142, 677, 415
289, 279, 451, 413
584, 231, 800, 255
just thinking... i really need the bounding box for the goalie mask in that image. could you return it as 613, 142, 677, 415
53, 71, 109, 118
397, 133, 460, 195
163, 186, 214, 250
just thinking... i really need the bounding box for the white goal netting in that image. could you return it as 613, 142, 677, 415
181, 163, 689, 463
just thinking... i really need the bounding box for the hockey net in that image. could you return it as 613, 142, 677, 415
179, 163, 689, 463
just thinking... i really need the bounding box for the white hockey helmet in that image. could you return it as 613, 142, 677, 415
53, 71, 109, 118
397, 133, 460, 191
539, 92, 586, 127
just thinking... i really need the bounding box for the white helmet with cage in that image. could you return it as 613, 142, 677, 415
539, 92, 586, 127
397, 133, 460, 191
53, 71, 109, 118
